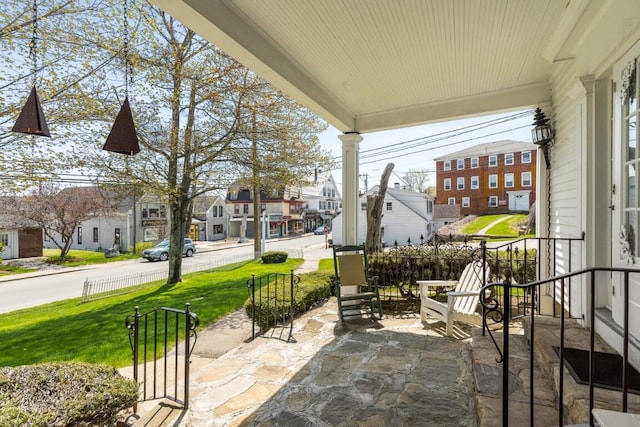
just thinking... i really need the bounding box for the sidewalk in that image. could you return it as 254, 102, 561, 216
128, 299, 477, 427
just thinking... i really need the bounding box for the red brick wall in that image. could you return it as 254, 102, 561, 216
435, 150, 537, 216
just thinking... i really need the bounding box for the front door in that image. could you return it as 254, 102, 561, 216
507, 191, 530, 211
0, 231, 17, 260
611, 40, 640, 334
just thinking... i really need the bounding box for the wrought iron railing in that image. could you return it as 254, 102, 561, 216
481, 267, 640, 427
368, 236, 483, 311
366, 234, 585, 320
478, 234, 585, 321
246, 271, 300, 342
125, 303, 199, 410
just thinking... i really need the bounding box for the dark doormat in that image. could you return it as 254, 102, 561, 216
553, 346, 640, 394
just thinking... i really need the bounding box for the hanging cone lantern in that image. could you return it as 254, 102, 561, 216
12, 86, 51, 137
103, 97, 140, 155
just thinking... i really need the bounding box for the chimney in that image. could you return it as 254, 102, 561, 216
394, 182, 400, 189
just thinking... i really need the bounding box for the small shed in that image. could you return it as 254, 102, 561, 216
0, 215, 43, 260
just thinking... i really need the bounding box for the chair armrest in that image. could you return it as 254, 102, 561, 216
365, 275, 380, 291
417, 280, 459, 289
418, 280, 458, 299
447, 291, 480, 297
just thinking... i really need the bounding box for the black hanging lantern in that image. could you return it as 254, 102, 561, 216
531, 107, 554, 169
103, 0, 140, 155
12, 0, 50, 137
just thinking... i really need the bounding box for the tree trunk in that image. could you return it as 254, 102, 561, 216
366, 163, 394, 253
167, 193, 186, 285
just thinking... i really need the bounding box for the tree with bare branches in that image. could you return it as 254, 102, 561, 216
5, 184, 116, 261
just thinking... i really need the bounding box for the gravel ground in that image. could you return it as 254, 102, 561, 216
3, 257, 65, 271
435, 215, 477, 237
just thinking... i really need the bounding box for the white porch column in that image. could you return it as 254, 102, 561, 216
339, 132, 362, 246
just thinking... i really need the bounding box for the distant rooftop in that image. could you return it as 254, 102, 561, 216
433, 140, 535, 161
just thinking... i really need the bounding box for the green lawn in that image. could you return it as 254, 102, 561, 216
485, 214, 530, 236
461, 214, 533, 238
461, 214, 508, 234
1, 249, 143, 275
44, 248, 142, 266
0, 258, 304, 368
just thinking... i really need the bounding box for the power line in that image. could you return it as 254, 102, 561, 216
330, 110, 532, 167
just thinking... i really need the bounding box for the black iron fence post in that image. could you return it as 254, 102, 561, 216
125, 306, 140, 412
289, 270, 295, 340
480, 240, 488, 336
248, 275, 256, 340
184, 302, 191, 410
502, 276, 510, 427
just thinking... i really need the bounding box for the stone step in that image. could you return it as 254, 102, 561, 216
130, 399, 183, 427
523, 315, 640, 425
471, 327, 560, 426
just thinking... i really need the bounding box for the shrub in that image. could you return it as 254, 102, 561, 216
244, 271, 333, 330
0, 362, 138, 426
129, 241, 155, 254
261, 251, 288, 264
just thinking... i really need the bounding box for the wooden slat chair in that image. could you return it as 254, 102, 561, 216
332, 244, 383, 325
417, 261, 490, 336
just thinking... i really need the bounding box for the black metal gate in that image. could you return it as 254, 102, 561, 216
247, 271, 299, 342
125, 303, 199, 409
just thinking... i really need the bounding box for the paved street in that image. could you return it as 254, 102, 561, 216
0, 234, 331, 314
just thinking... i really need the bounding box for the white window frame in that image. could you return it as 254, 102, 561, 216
505, 153, 514, 165
488, 196, 498, 208
522, 171, 532, 187
386, 202, 393, 211
471, 176, 479, 189
504, 173, 514, 188
462, 197, 470, 208
488, 174, 498, 189
488, 155, 497, 167
471, 157, 479, 168
521, 151, 532, 163
618, 52, 640, 264
444, 178, 451, 191
457, 159, 464, 170
443, 160, 451, 171
457, 177, 465, 190
448, 197, 456, 205
141, 202, 167, 219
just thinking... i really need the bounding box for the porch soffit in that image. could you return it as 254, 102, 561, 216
151, 0, 580, 134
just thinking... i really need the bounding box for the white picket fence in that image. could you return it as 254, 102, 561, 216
81, 249, 304, 302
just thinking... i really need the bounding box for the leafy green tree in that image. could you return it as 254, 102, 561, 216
5, 184, 116, 261
1, 1, 330, 285
0, 0, 126, 191
230, 76, 331, 258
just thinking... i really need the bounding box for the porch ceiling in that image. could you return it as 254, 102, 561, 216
150, 0, 588, 133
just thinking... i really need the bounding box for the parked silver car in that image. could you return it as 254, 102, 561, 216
142, 238, 196, 261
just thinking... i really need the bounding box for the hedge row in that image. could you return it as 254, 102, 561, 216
244, 271, 333, 330
0, 362, 138, 426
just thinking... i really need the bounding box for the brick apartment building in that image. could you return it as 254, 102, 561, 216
434, 140, 537, 216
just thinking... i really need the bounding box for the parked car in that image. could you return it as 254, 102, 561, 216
142, 238, 196, 261
314, 225, 328, 235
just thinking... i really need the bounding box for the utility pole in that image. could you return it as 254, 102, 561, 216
359, 173, 368, 192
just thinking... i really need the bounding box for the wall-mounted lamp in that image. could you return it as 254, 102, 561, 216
531, 107, 554, 169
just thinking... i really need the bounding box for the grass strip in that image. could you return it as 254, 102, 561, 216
0, 258, 303, 368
